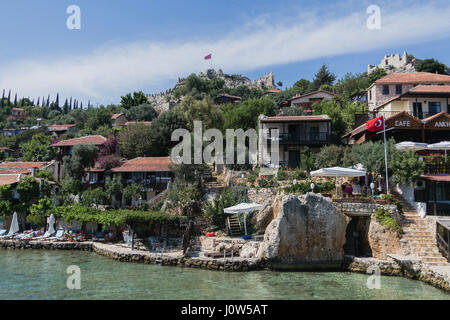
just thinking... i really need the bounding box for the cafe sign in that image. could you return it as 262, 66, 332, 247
386, 111, 422, 129
424, 112, 450, 130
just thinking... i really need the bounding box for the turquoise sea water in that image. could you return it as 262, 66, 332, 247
0, 250, 449, 300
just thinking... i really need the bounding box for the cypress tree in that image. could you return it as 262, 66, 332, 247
55, 93, 59, 108
70, 97, 72, 109
36, 97, 40, 107
46, 95, 50, 107
14, 93, 17, 106
7, 90, 11, 106
1, 89, 4, 108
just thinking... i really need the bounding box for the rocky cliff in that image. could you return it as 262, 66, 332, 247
257, 193, 350, 270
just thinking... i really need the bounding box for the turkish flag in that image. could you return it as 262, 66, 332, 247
366, 116, 384, 132
204, 53, 212, 60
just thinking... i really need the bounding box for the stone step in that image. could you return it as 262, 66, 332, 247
421, 256, 449, 263
417, 252, 444, 258
402, 231, 432, 237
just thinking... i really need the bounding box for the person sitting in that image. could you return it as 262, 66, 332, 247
344, 183, 353, 197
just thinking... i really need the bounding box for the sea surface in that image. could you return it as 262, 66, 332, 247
0, 250, 449, 300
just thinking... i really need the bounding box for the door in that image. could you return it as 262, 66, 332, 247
288, 125, 299, 141
288, 150, 301, 169
413, 102, 423, 119
310, 127, 319, 141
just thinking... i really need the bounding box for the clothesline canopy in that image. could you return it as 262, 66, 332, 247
310, 167, 366, 178
224, 203, 263, 214
395, 141, 428, 152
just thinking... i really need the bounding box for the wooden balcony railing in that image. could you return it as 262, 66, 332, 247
424, 163, 450, 175
436, 221, 450, 263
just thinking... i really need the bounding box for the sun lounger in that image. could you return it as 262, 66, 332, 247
35, 230, 55, 240
0, 229, 6, 237
0, 232, 17, 239
48, 229, 65, 241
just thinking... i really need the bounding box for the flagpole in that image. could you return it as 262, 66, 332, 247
383, 117, 390, 194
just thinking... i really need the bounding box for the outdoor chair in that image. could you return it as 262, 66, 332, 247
48, 229, 65, 241
35, 230, 55, 240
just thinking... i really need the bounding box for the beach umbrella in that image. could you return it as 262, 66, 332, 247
8, 212, 19, 235
224, 203, 263, 236
395, 141, 428, 152
47, 214, 56, 235
427, 141, 450, 162
310, 166, 366, 197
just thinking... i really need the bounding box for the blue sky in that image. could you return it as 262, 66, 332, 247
1, 0, 450, 105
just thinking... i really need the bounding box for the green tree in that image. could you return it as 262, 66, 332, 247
391, 150, 425, 186
280, 105, 307, 116
80, 188, 108, 207
119, 123, 153, 159
125, 103, 158, 122
63, 144, 99, 180
315, 145, 354, 169
222, 96, 276, 130
310, 64, 336, 91
416, 59, 449, 75
351, 139, 397, 177
105, 175, 123, 205
123, 183, 143, 203
293, 79, 311, 94
120, 91, 149, 109
176, 97, 223, 131
20, 133, 57, 162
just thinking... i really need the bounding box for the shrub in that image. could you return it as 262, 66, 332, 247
257, 176, 278, 188
247, 173, 257, 185
374, 208, 402, 233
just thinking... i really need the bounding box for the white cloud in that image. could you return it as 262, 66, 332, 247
1, 2, 450, 104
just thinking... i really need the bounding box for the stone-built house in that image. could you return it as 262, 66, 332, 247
214, 94, 242, 105
109, 157, 173, 207
0, 161, 59, 179
280, 90, 336, 112
367, 72, 450, 112
47, 124, 78, 138
11, 108, 26, 118
111, 113, 128, 128
52, 135, 108, 180
258, 114, 332, 169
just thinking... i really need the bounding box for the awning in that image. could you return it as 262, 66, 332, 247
310, 167, 366, 177
224, 203, 263, 214
395, 141, 428, 152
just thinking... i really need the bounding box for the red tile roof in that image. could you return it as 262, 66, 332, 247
0, 174, 20, 186
261, 115, 331, 122
52, 135, 107, 147
111, 113, 124, 119
0, 162, 48, 169
409, 85, 450, 94
375, 72, 450, 85
0, 168, 31, 175
287, 90, 337, 102
110, 157, 172, 172
267, 89, 281, 93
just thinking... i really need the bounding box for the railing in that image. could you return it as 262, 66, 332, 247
424, 163, 450, 175
367, 110, 436, 120
427, 203, 450, 216
268, 132, 330, 143
436, 220, 450, 262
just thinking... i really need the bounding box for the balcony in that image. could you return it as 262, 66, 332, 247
268, 132, 330, 144
424, 163, 450, 175
370, 110, 439, 120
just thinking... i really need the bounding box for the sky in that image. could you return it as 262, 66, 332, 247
1, 0, 450, 106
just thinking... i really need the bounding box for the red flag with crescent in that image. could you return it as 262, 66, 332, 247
366, 116, 384, 132
204, 53, 212, 60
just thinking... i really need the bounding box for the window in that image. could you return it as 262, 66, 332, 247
396, 85, 402, 95
382, 85, 389, 95
369, 90, 372, 101
428, 102, 441, 115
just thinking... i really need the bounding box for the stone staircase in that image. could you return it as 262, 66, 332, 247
395, 194, 449, 266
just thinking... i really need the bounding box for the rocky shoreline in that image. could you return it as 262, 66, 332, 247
1, 239, 449, 292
